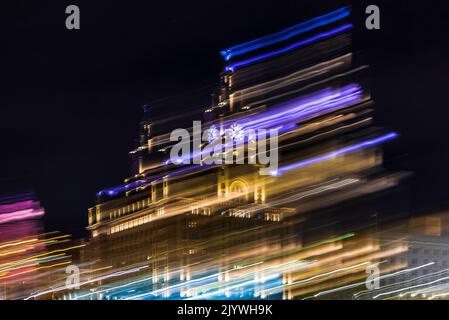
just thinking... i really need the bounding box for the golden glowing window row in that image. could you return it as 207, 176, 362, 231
109, 208, 166, 235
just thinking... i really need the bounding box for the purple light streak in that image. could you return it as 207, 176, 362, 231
275, 132, 399, 175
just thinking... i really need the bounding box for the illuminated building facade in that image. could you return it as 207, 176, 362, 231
82, 7, 409, 300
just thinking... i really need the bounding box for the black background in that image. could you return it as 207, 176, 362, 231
1, 0, 449, 237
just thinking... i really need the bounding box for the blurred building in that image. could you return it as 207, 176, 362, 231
351, 213, 449, 300
0, 193, 83, 300
0, 193, 46, 299
82, 7, 409, 300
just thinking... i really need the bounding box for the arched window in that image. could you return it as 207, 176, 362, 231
229, 180, 248, 204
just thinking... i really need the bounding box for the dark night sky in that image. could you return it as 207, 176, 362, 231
1, 0, 449, 237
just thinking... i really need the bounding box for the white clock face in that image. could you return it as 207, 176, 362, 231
207, 125, 219, 143
226, 123, 245, 142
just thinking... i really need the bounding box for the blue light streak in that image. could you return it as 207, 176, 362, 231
220, 7, 350, 61
225, 24, 353, 72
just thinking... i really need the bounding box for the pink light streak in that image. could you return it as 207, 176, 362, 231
0, 208, 45, 224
